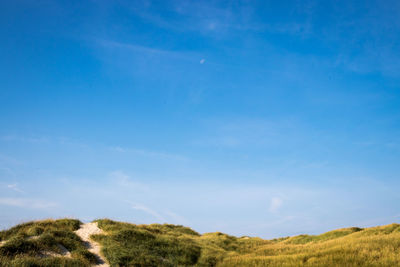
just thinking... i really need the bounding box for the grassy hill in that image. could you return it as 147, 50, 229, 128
0, 219, 96, 266
1, 219, 400, 266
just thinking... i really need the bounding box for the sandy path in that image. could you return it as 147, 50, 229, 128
75, 222, 109, 267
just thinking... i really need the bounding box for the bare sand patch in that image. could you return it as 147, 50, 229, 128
75, 222, 109, 267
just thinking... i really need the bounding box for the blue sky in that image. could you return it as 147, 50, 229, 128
1, 0, 400, 238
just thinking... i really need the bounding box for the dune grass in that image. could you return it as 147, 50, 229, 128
0, 219, 97, 267
92, 219, 400, 267
1, 219, 400, 266
91, 219, 202, 266
218, 224, 400, 266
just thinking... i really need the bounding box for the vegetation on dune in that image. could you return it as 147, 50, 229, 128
93, 219, 400, 267
280, 226, 363, 244
219, 224, 400, 267
1, 219, 400, 266
91, 219, 202, 266
0, 219, 97, 267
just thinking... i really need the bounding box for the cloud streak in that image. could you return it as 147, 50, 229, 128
96, 39, 203, 65
0, 135, 48, 143
109, 146, 188, 161
7, 184, 24, 193
130, 202, 166, 222
269, 197, 283, 213
0, 198, 57, 209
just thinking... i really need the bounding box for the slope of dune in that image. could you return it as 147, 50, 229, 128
1, 219, 400, 266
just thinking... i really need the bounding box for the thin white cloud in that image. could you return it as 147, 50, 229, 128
108, 170, 149, 192
194, 117, 301, 149
200, 59, 205, 64
109, 146, 126, 152
130, 202, 165, 221
123, 0, 238, 34
100, 39, 177, 56
269, 197, 283, 213
0, 198, 57, 209
96, 38, 207, 69
0, 135, 48, 143
7, 184, 24, 193
164, 210, 188, 225
109, 170, 130, 181
109, 146, 188, 161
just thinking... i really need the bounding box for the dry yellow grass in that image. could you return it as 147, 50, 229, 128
218, 224, 400, 266
2, 219, 399, 266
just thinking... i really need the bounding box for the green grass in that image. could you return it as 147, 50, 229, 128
0, 219, 97, 267
2, 219, 400, 266
92, 219, 400, 267
91, 219, 201, 266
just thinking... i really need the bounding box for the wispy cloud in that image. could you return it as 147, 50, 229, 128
194, 117, 304, 149
269, 197, 283, 213
110, 146, 126, 153
99, 39, 180, 56
130, 202, 165, 221
109, 170, 130, 181
108, 170, 149, 192
7, 184, 24, 193
109, 146, 188, 161
97, 39, 202, 64
164, 210, 188, 225
0, 198, 57, 209
123, 0, 237, 34
120, 0, 316, 37
0, 135, 48, 143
